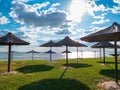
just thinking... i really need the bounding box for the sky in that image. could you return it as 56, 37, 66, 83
0, 0, 120, 52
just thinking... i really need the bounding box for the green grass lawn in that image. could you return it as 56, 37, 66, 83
0, 57, 120, 90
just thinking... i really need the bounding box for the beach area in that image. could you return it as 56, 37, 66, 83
0, 57, 120, 90
0, 0, 120, 90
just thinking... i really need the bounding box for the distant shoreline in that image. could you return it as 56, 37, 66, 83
0, 51, 113, 61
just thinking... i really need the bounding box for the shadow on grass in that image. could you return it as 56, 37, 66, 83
63, 63, 92, 68
100, 69, 120, 79
97, 61, 115, 64
18, 78, 90, 90
16, 65, 54, 73
60, 68, 67, 79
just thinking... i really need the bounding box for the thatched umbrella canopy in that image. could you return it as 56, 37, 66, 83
45, 50, 56, 61
40, 40, 55, 47
0, 32, 30, 72
55, 36, 77, 66
93, 50, 98, 58
75, 42, 87, 63
81, 22, 120, 83
40, 40, 57, 62
45, 50, 56, 54
62, 50, 71, 60
62, 50, 71, 53
91, 42, 117, 63
27, 50, 39, 60
81, 22, 120, 42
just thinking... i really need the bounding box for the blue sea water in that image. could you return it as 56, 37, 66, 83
0, 51, 111, 61
0, 52, 61, 60
0, 52, 65, 60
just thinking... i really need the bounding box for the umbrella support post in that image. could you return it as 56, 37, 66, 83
103, 48, 105, 64
77, 47, 78, 64
66, 46, 68, 67
32, 52, 33, 60
114, 40, 118, 84
99, 48, 101, 60
50, 47, 52, 62
50, 53, 52, 62
8, 44, 11, 73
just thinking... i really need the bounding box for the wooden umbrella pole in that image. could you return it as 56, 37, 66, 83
99, 48, 101, 60
66, 45, 68, 66
77, 47, 78, 63
50, 47, 52, 62
103, 48, 105, 64
8, 44, 11, 72
50, 53, 52, 62
114, 40, 118, 84
32, 52, 33, 60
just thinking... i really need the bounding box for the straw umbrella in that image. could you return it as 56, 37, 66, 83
75, 42, 87, 63
55, 36, 77, 66
62, 50, 71, 53
91, 42, 117, 64
99, 48, 102, 59
45, 50, 56, 61
81, 22, 120, 83
0, 32, 30, 72
93, 50, 98, 58
62, 50, 71, 61
40, 40, 56, 62
45, 50, 56, 54
27, 50, 39, 60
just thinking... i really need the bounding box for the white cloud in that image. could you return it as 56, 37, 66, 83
91, 26, 102, 31
92, 4, 107, 12
89, 26, 107, 33
55, 29, 71, 35
0, 16, 10, 24
10, 0, 110, 29
10, 1, 68, 28
75, 28, 87, 37
113, 0, 120, 4
91, 26, 101, 31
24, 2, 50, 13
107, 0, 120, 14
68, 0, 87, 22
12, 0, 29, 3
17, 25, 58, 45
11, 1, 50, 13
51, 3, 60, 7
18, 27, 40, 45
67, 0, 109, 26
92, 19, 110, 25
92, 13, 107, 19
110, 6, 120, 14
92, 12, 110, 25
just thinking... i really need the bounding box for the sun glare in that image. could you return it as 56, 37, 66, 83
68, 0, 87, 22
